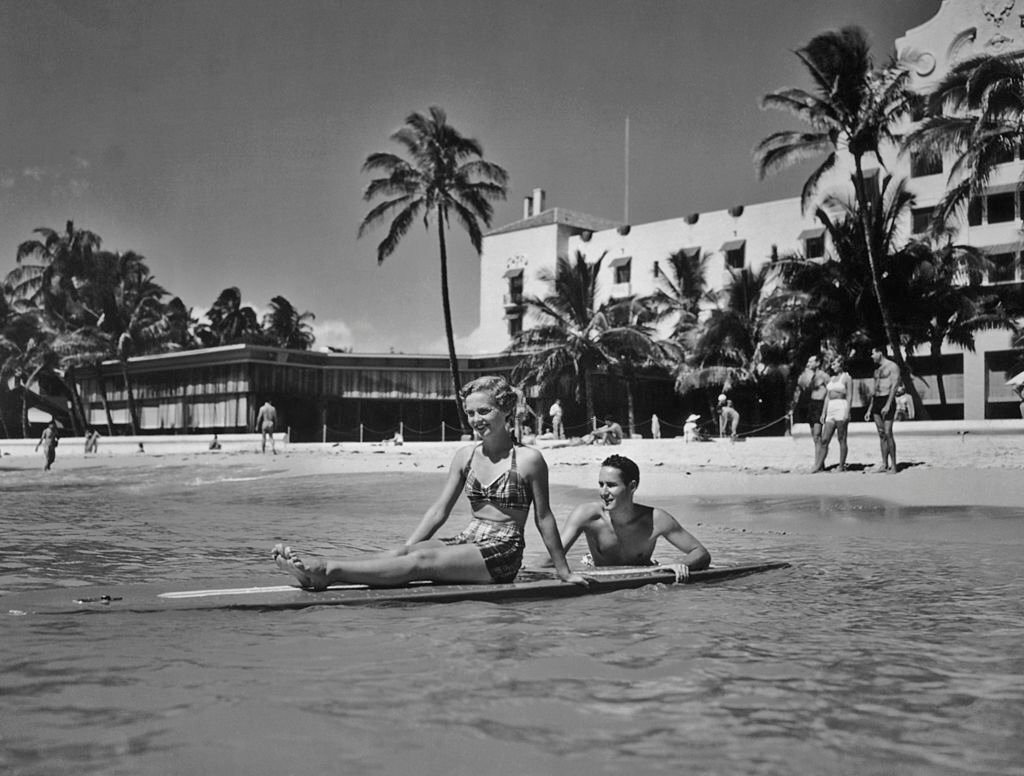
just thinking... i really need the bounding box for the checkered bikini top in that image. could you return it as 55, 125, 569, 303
463, 445, 533, 513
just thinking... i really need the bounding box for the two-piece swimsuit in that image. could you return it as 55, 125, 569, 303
440, 445, 530, 583
824, 374, 850, 422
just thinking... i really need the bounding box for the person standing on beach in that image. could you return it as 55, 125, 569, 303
549, 454, 710, 570
255, 400, 277, 454
720, 400, 740, 441
35, 421, 59, 471
549, 399, 564, 439
865, 346, 899, 473
793, 355, 829, 462
272, 375, 586, 589
813, 355, 853, 472
650, 413, 661, 440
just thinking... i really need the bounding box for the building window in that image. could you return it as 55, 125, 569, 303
804, 235, 825, 258
910, 151, 942, 178
968, 198, 983, 226
988, 252, 1018, 284
507, 273, 523, 304
799, 228, 826, 259
911, 207, 933, 235
722, 240, 745, 269
653, 260, 660, 278
508, 316, 522, 337
987, 192, 1016, 223
609, 256, 632, 284
992, 143, 1017, 165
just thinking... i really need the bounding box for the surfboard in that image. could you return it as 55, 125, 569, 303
4, 562, 790, 616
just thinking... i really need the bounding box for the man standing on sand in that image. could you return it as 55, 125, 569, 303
865, 346, 899, 473
792, 354, 829, 463
35, 420, 59, 471
255, 400, 278, 454
549, 399, 564, 439
550, 455, 710, 570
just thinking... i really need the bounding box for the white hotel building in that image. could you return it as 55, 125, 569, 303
476, 0, 1024, 422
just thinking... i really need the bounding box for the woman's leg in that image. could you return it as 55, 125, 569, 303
836, 420, 849, 469
813, 420, 836, 472
272, 541, 492, 590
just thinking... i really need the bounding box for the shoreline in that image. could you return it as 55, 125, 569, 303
4, 431, 1023, 509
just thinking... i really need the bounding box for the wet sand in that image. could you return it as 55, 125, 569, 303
4, 429, 1022, 509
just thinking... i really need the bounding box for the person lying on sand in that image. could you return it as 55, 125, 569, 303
272, 375, 586, 590
546, 454, 710, 570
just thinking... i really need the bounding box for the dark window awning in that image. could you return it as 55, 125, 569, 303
608, 256, 632, 268
503, 267, 524, 278
798, 228, 825, 241
721, 239, 745, 252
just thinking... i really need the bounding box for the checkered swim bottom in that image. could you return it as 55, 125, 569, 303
441, 518, 525, 583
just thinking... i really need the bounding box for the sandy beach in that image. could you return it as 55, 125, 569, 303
5, 425, 1022, 509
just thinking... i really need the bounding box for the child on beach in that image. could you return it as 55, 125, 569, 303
272, 375, 586, 589
548, 454, 710, 570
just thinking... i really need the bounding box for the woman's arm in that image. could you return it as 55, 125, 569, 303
521, 448, 586, 585
403, 445, 471, 545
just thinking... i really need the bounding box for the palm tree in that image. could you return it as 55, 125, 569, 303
263, 296, 315, 350
0, 310, 58, 437
754, 27, 914, 385
647, 246, 711, 341
903, 52, 1024, 230
896, 237, 1015, 407
196, 287, 263, 347
600, 296, 680, 437
676, 265, 778, 414
508, 252, 612, 422
9, 221, 102, 328
358, 106, 509, 427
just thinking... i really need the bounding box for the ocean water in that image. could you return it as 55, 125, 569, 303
1, 463, 1022, 776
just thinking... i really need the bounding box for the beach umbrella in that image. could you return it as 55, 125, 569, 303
1007, 371, 1024, 387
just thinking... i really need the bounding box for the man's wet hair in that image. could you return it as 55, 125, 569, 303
602, 454, 639, 486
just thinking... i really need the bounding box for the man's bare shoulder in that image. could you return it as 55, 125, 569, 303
650, 505, 684, 532
568, 501, 607, 524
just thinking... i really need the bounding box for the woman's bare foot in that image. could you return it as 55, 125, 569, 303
272, 544, 332, 590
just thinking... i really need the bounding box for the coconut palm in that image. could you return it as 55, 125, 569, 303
8, 221, 102, 328
196, 287, 263, 347
0, 310, 58, 437
358, 106, 509, 427
263, 296, 315, 350
508, 252, 613, 422
903, 51, 1024, 230
895, 237, 1014, 407
600, 295, 680, 437
754, 27, 914, 385
646, 246, 711, 341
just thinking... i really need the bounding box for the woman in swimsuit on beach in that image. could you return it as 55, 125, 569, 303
813, 355, 853, 473
272, 375, 586, 589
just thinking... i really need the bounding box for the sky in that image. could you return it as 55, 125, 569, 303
0, 0, 939, 354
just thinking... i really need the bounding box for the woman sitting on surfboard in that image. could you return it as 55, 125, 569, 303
273, 375, 586, 589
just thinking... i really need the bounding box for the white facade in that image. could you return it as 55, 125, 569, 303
475, 0, 1024, 419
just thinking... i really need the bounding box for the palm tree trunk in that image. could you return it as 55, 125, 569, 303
21, 387, 29, 439
436, 210, 467, 434
121, 360, 140, 436
930, 338, 948, 406
851, 159, 927, 414
626, 378, 636, 437
583, 369, 595, 424
63, 365, 87, 436
95, 363, 115, 435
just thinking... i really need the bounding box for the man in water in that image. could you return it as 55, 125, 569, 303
35, 421, 59, 471
255, 400, 278, 454
865, 345, 900, 473
552, 454, 710, 570
792, 354, 829, 460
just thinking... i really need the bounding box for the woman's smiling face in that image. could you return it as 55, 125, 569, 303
464, 391, 506, 436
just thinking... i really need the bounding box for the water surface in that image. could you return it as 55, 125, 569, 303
2, 464, 1022, 775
